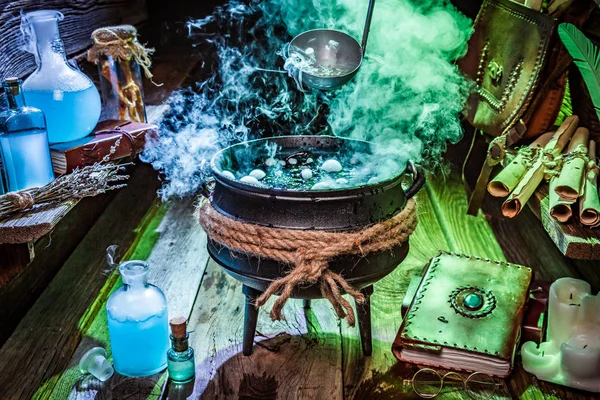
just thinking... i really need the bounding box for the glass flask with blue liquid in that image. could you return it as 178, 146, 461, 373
21, 10, 101, 144
0, 78, 54, 194
106, 258, 169, 377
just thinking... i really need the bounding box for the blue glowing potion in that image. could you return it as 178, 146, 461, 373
0, 78, 54, 193
21, 10, 101, 144
106, 259, 169, 377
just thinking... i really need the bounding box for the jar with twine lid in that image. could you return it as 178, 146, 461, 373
87, 25, 157, 122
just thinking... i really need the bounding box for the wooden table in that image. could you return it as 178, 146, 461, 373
1, 164, 598, 399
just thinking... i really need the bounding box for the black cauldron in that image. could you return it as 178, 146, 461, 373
203, 135, 425, 356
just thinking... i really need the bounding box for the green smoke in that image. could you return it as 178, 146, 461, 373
276, 0, 473, 167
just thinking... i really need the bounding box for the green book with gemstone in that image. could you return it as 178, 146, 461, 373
392, 251, 532, 377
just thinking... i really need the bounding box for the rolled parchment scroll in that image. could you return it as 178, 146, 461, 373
549, 177, 573, 222
501, 116, 578, 218
554, 127, 589, 202
579, 140, 600, 227
488, 132, 553, 197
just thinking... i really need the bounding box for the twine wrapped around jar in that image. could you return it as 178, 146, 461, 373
88, 25, 156, 79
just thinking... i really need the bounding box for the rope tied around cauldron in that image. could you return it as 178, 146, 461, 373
199, 198, 418, 326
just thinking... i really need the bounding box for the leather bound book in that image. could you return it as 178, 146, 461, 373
49, 120, 158, 174
392, 251, 533, 377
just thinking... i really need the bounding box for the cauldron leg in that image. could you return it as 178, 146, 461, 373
303, 299, 311, 309
242, 285, 261, 356
356, 285, 374, 357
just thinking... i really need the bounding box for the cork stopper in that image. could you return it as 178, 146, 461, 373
170, 316, 187, 339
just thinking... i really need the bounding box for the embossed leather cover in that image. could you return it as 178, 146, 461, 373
457, 0, 555, 140
392, 252, 532, 377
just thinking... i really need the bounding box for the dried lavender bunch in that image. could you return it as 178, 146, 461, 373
0, 162, 132, 219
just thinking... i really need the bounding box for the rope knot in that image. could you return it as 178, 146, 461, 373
199, 198, 418, 326
6, 192, 34, 211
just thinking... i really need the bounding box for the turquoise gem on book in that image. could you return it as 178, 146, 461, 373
464, 293, 484, 310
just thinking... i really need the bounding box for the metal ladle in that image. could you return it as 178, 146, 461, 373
287, 0, 376, 91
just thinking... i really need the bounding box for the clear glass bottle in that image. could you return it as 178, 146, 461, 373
0, 78, 54, 193
167, 317, 195, 384
21, 10, 101, 144
106, 260, 169, 377
98, 55, 147, 122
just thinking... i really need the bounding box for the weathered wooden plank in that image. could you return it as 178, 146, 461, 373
0, 241, 33, 286
183, 259, 344, 400
0, 200, 78, 244
0, 0, 147, 80
0, 163, 160, 400
527, 184, 600, 260
46, 197, 209, 400
340, 187, 452, 399
426, 171, 506, 260
0, 193, 116, 345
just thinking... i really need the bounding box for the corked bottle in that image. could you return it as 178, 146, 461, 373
167, 316, 195, 383
87, 25, 156, 122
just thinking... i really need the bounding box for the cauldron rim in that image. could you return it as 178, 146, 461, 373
210, 135, 407, 198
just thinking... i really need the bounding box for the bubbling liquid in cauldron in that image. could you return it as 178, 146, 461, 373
217, 139, 407, 191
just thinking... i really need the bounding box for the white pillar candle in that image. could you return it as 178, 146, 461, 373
561, 334, 600, 380
521, 277, 600, 392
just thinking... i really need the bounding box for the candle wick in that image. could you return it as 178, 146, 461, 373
584, 344, 588, 349
569, 293, 573, 300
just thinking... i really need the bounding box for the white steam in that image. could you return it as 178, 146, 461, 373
142, 0, 473, 199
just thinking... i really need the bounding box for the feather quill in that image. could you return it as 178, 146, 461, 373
559, 23, 600, 122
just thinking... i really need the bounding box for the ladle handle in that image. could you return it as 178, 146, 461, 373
361, 0, 376, 56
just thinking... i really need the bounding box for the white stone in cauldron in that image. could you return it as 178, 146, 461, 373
221, 170, 235, 180
279, 160, 286, 166
367, 177, 379, 184
265, 157, 277, 167
240, 176, 260, 185
320, 159, 342, 173
311, 180, 334, 190
301, 169, 313, 180
306, 158, 314, 164
336, 178, 348, 185
249, 169, 266, 180
288, 158, 298, 165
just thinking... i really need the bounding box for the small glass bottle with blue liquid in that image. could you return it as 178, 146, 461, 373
20, 10, 101, 143
106, 257, 169, 377
0, 78, 54, 194
167, 317, 195, 384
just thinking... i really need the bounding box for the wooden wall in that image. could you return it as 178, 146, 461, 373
0, 0, 148, 80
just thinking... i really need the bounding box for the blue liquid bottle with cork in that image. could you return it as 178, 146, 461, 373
0, 78, 54, 193
167, 317, 195, 383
